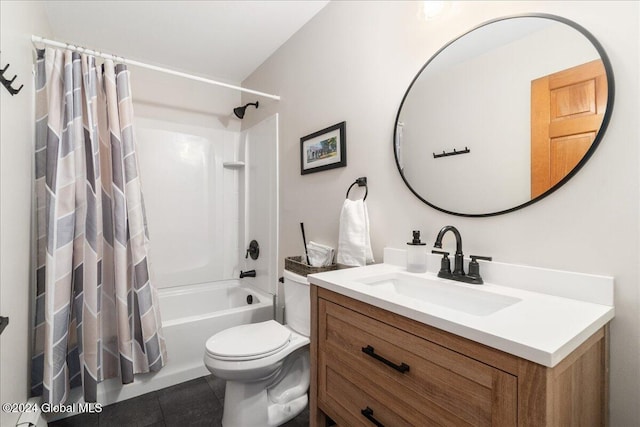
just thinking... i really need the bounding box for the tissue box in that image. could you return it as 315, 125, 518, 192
284, 256, 338, 277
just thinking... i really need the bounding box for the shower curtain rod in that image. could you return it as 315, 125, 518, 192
31, 35, 281, 101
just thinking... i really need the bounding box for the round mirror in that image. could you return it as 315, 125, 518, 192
394, 14, 614, 217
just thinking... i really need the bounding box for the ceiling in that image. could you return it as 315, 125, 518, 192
43, 1, 330, 84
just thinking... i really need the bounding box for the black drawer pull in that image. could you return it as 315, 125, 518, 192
361, 407, 385, 427
362, 345, 410, 373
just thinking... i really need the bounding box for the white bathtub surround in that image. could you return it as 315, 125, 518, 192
136, 113, 279, 296
136, 123, 242, 288
126, 112, 278, 417
240, 114, 280, 296
309, 248, 614, 368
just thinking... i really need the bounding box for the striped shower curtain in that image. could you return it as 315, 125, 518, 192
32, 48, 166, 404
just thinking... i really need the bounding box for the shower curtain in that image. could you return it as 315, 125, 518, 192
31, 48, 166, 404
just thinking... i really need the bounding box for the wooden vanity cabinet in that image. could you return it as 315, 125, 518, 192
310, 286, 608, 427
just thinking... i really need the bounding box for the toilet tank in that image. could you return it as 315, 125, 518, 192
283, 270, 310, 337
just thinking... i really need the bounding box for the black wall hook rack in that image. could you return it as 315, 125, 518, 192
346, 176, 368, 201
433, 147, 470, 159
0, 63, 23, 96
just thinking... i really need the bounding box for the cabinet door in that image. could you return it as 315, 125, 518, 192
317, 298, 517, 426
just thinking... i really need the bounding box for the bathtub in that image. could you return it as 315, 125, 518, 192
95, 280, 274, 405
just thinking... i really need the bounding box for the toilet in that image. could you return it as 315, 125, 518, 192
204, 270, 310, 427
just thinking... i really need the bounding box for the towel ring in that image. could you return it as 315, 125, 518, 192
346, 177, 368, 201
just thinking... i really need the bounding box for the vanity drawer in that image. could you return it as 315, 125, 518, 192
317, 297, 517, 426
319, 356, 415, 427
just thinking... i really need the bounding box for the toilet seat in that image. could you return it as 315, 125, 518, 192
205, 320, 291, 361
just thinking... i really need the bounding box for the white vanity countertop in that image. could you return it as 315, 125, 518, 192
308, 254, 614, 368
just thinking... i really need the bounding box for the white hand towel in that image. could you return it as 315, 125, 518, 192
307, 241, 335, 267
337, 199, 374, 267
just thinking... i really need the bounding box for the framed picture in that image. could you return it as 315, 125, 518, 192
300, 121, 346, 175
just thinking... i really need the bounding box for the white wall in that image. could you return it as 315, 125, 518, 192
0, 2, 52, 425
242, 1, 639, 424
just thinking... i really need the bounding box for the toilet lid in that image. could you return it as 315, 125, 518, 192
205, 320, 291, 361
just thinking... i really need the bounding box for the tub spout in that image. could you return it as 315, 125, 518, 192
240, 270, 256, 278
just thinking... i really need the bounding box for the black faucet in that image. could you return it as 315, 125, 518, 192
433, 225, 465, 277
240, 270, 256, 278
432, 225, 492, 284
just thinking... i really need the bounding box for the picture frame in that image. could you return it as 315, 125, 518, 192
300, 121, 346, 175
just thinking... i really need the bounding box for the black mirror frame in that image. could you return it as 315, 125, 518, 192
393, 13, 615, 217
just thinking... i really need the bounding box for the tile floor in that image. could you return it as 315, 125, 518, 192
48, 375, 309, 427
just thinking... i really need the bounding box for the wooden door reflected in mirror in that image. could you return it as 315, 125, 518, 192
531, 59, 607, 198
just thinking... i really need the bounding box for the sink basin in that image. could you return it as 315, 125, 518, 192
357, 273, 521, 316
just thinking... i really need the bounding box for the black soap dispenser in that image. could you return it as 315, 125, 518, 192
407, 230, 427, 273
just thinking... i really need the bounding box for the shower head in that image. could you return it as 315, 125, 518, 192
233, 101, 259, 119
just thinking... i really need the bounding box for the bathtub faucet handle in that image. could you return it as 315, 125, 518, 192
245, 240, 260, 260
240, 270, 256, 279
